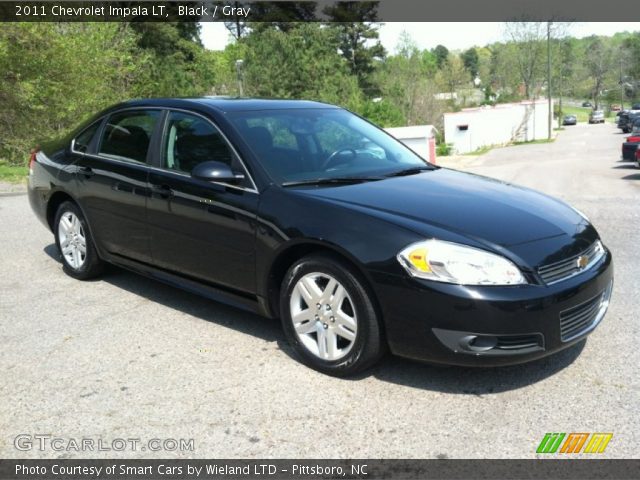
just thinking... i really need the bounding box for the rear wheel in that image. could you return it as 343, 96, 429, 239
280, 254, 384, 376
54, 201, 104, 280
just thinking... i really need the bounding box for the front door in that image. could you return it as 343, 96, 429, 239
146, 110, 259, 295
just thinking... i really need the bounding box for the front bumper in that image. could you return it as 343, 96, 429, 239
372, 250, 613, 366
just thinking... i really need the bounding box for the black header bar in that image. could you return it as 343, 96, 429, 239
0, 0, 637, 22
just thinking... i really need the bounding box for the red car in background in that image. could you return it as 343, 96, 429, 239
622, 135, 640, 162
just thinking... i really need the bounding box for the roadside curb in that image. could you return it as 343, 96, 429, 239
0, 191, 28, 197
0, 181, 27, 197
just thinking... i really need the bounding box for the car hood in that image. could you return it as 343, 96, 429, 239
295, 168, 587, 249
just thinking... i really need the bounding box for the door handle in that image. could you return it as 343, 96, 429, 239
150, 184, 174, 198
78, 166, 94, 177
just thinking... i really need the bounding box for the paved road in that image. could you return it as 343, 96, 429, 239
1, 123, 638, 459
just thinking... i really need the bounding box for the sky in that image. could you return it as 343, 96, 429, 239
200, 22, 640, 53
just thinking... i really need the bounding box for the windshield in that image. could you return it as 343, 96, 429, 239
229, 108, 431, 185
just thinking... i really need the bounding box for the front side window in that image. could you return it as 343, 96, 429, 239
162, 111, 249, 187
99, 110, 160, 163
230, 109, 428, 184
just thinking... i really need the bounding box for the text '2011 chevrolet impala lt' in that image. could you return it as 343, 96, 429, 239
28, 98, 613, 376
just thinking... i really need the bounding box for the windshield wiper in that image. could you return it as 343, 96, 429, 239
282, 176, 383, 187
385, 165, 435, 177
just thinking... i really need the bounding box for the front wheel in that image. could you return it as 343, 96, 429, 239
280, 254, 385, 376
54, 201, 104, 280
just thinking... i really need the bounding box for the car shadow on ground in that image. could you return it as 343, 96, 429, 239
43, 244, 282, 343
44, 243, 587, 394
612, 164, 638, 169
621, 173, 640, 180
365, 341, 585, 394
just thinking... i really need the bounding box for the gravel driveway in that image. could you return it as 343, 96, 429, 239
1, 123, 638, 459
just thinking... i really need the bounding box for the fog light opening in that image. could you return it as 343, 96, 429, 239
460, 335, 498, 352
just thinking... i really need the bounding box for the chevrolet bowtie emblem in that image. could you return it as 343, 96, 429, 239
577, 256, 589, 269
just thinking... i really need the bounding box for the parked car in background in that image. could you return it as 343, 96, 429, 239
636, 144, 640, 168
26, 97, 614, 376
582, 101, 593, 108
618, 111, 629, 130
622, 140, 639, 161
610, 104, 622, 112
618, 112, 640, 133
562, 114, 577, 126
589, 110, 605, 124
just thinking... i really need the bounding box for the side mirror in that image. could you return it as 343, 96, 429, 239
191, 161, 244, 184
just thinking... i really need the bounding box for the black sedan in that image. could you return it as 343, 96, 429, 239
28, 98, 613, 376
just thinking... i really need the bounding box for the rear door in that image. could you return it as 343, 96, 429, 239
75, 109, 162, 263
146, 110, 259, 294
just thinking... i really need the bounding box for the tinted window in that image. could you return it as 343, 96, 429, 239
74, 121, 101, 153
163, 111, 239, 175
99, 110, 160, 163
230, 109, 427, 184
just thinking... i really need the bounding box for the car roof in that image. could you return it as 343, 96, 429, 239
112, 97, 338, 114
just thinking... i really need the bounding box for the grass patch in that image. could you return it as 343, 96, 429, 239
465, 145, 496, 156
461, 137, 555, 156
560, 105, 592, 123
513, 137, 556, 146
0, 163, 28, 183
559, 105, 616, 123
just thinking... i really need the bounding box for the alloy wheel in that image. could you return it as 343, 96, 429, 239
289, 272, 358, 361
58, 211, 87, 270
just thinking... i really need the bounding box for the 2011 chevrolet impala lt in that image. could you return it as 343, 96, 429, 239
28, 98, 613, 376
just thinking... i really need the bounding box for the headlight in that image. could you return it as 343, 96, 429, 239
397, 239, 526, 285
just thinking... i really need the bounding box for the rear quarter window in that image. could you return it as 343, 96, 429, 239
73, 121, 102, 153
98, 110, 160, 164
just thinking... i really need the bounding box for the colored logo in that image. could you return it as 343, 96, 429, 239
537, 433, 612, 454
577, 255, 589, 269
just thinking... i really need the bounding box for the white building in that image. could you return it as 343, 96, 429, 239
443, 100, 551, 154
385, 125, 438, 164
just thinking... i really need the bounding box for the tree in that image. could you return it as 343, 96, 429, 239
623, 33, 640, 89
324, 2, 386, 96
461, 48, 479, 80
242, 24, 362, 110
503, 22, 547, 98
0, 24, 144, 165
224, 2, 249, 40
436, 54, 468, 96
584, 37, 614, 109
432, 44, 449, 69
375, 32, 444, 127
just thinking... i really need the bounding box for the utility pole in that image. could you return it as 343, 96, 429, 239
547, 21, 552, 140
620, 57, 625, 110
235, 59, 244, 97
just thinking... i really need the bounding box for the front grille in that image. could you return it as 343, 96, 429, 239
538, 241, 604, 285
559, 282, 612, 341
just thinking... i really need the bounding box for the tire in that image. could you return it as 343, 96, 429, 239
54, 201, 104, 280
280, 253, 385, 376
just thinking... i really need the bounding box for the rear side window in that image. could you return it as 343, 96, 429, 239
73, 121, 101, 153
99, 110, 160, 163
